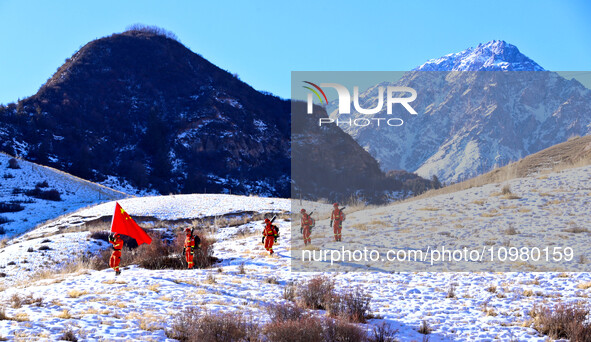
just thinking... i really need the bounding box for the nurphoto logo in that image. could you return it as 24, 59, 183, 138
303, 81, 418, 127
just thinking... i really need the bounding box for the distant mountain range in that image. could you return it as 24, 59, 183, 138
330, 40, 591, 183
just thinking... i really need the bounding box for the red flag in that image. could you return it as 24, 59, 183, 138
111, 202, 152, 246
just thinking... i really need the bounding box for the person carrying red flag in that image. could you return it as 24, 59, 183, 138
262, 218, 279, 255
109, 202, 152, 275
330, 203, 346, 242
108, 233, 123, 276
183, 228, 201, 269
300, 209, 314, 246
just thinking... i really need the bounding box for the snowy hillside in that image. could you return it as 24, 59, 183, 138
26, 194, 292, 240
0, 166, 590, 340
415, 40, 544, 71
295, 164, 591, 272
0, 153, 128, 238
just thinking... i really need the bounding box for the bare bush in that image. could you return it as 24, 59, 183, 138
0, 307, 9, 320
59, 329, 78, 342
10, 294, 22, 308
446, 284, 456, 299
0, 202, 24, 213
326, 287, 372, 323
264, 316, 324, 342
283, 282, 297, 302
324, 318, 368, 342
418, 320, 432, 335
125, 24, 179, 41
167, 307, 200, 341
266, 302, 305, 323
25, 187, 61, 201
501, 184, 512, 195
7, 158, 19, 169
370, 322, 399, 342
297, 276, 335, 310
166, 308, 253, 342
531, 302, 591, 341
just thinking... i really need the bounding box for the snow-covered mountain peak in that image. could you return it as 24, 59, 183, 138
415, 40, 545, 71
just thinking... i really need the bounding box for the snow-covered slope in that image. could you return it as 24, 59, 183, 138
27, 194, 292, 240
0, 153, 129, 237
0, 167, 589, 341
415, 40, 544, 71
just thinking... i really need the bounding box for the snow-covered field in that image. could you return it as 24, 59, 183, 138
0, 153, 128, 237
26, 194, 292, 240
294, 164, 591, 272
0, 166, 589, 341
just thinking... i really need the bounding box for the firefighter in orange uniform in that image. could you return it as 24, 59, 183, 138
108, 233, 123, 276
330, 203, 346, 242
300, 209, 314, 246
183, 228, 197, 269
262, 218, 279, 255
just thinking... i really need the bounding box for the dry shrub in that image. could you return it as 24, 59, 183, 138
446, 284, 456, 298
531, 302, 591, 341
283, 282, 297, 302
418, 320, 432, 335
10, 294, 22, 309
167, 308, 252, 342
297, 276, 335, 310
264, 276, 279, 285
370, 322, 399, 342
0, 307, 9, 320
91, 231, 217, 270
266, 302, 305, 323
326, 287, 372, 323
59, 329, 78, 342
264, 315, 368, 342
324, 318, 368, 342
264, 316, 324, 342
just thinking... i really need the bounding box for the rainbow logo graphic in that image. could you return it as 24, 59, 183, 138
302, 81, 328, 104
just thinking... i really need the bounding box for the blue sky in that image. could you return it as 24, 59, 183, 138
0, 0, 590, 104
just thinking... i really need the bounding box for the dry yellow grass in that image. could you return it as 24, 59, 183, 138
68, 289, 89, 298
104, 301, 127, 308
403, 135, 591, 203
81, 307, 99, 315
54, 309, 73, 319
418, 206, 440, 211
147, 283, 161, 293
139, 313, 165, 331
485, 308, 498, 317
499, 205, 518, 210
472, 199, 486, 205
577, 282, 591, 290
481, 209, 501, 217
13, 312, 29, 322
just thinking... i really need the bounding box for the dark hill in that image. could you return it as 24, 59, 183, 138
0, 30, 291, 195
